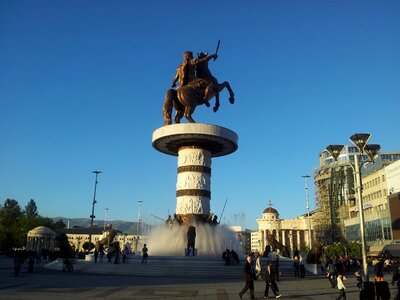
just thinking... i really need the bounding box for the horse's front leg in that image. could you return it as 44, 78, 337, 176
221, 81, 235, 104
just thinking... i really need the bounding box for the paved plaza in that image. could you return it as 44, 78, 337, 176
1, 256, 398, 300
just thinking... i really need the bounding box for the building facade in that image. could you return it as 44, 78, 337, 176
314, 147, 400, 244
255, 206, 315, 256
60, 227, 146, 253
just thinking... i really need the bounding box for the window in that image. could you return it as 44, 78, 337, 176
348, 147, 358, 153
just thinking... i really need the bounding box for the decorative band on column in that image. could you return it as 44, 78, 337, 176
177, 165, 211, 173
176, 189, 211, 197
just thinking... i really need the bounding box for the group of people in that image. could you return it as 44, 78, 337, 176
323, 253, 400, 300
92, 243, 149, 265
12, 249, 55, 276
222, 249, 240, 265
13, 251, 36, 276
293, 254, 306, 278
238, 253, 282, 299
93, 242, 120, 264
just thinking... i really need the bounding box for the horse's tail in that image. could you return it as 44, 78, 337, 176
163, 89, 176, 125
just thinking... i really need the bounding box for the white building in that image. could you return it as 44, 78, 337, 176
256, 206, 315, 255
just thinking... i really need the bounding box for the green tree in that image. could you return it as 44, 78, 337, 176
0, 199, 58, 252
0, 199, 24, 251
54, 219, 66, 230
347, 241, 361, 258
25, 199, 38, 218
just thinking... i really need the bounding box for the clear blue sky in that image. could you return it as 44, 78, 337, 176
1, 0, 399, 230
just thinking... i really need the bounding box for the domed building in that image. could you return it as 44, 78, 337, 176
26, 226, 56, 253
254, 204, 315, 256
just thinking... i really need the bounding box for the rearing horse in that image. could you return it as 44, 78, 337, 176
162, 80, 235, 125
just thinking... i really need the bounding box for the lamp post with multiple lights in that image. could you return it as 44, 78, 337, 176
137, 200, 143, 236
104, 208, 109, 231
89, 170, 102, 244
326, 133, 380, 282
302, 175, 313, 251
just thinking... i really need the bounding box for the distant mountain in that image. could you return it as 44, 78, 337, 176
52, 217, 154, 235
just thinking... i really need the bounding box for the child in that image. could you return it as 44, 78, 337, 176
355, 271, 363, 291
336, 274, 346, 300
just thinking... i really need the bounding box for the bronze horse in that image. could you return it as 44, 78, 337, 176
163, 83, 234, 125
162, 52, 235, 125
266, 232, 290, 257
95, 229, 118, 250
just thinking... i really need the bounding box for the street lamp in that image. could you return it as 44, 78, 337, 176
89, 170, 102, 244
302, 175, 313, 251
104, 208, 109, 231
137, 200, 143, 236
326, 133, 380, 282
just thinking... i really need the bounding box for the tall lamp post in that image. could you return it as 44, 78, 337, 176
137, 200, 143, 236
104, 208, 109, 231
302, 175, 313, 251
326, 133, 380, 282
89, 170, 102, 244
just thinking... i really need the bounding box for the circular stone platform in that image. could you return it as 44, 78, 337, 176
152, 123, 238, 157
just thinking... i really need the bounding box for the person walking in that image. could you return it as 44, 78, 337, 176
27, 256, 34, 273
94, 248, 98, 263
141, 244, 148, 264
238, 255, 256, 299
394, 279, 400, 300
355, 271, 363, 291
336, 274, 346, 300
327, 259, 337, 288
299, 255, 305, 278
122, 246, 128, 263
293, 256, 300, 277
13, 254, 21, 277
98, 244, 104, 263
275, 254, 280, 282
255, 253, 262, 279
264, 260, 282, 299
114, 243, 120, 264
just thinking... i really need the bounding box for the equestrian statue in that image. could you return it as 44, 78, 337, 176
163, 41, 235, 125
266, 231, 290, 257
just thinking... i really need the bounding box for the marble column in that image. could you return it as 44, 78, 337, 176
297, 230, 301, 250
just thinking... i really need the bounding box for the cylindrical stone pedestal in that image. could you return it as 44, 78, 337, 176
176, 147, 211, 224
152, 123, 238, 226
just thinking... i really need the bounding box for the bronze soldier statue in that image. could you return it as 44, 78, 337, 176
171, 51, 216, 107
162, 42, 235, 125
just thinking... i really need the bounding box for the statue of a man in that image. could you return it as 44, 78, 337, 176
162, 45, 235, 124
195, 52, 219, 103
171, 51, 197, 88
171, 51, 219, 107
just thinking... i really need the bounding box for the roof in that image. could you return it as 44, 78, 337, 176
368, 243, 400, 257
263, 207, 278, 214
27, 226, 56, 236
58, 228, 122, 235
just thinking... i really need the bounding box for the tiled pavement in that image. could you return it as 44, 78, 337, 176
1, 256, 398, 300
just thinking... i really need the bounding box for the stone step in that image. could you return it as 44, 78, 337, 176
63, 255, 315, 278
